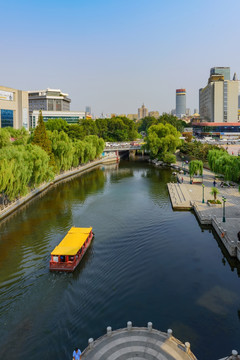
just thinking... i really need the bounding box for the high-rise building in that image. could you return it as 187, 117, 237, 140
210, 67, 230, 81
138, 104, 148, 120
0, 86, 29, 129
199, 68, 238, 122
176, 89, 186, 118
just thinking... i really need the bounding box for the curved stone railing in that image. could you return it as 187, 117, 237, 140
81, 322, 198, 360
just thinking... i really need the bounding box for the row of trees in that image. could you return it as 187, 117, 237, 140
0, 113, 105, 201
45, 117, 138, 142
208, 149, 240, 182
138, 113, 188, 133
180, 141, 221, 162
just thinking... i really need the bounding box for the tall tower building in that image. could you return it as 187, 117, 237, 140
176, 89, 186, 118
199, 67, 238, 122
138, 104, 148, 120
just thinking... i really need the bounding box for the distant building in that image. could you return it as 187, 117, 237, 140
170, 109, 176, 116
148, 111, 159, 118
176, 89, 186, 118
0, 85, 29, 129
210, 67, 230, 81
199, 67, 238, 123
185, 108, 191, 116
138, 104, 148, 120
30, 110, 85, 128
85, 106, 91, 116
194, 108, 198, 114
127, 114, 138, 120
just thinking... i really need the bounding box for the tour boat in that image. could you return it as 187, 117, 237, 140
49, 227, 93, 272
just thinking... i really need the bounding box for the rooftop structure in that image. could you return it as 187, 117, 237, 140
28, 88, 71, 113
210, 67, 230, 81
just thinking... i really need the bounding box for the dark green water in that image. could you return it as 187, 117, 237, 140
0, 160, 239, 360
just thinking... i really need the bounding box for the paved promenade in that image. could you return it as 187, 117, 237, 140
82, 323, 197, 360
168, 161, 240, 261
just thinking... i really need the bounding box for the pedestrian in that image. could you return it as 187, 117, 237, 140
213, 180, 216, 187
232, 151, 234, 155
73, 347, 82, 360
182, 177, 183, 183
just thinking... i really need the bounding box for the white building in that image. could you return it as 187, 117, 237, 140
199, 71, 239, 123
30, 110, 85, 128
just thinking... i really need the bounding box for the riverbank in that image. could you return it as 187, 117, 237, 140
0, 154, 118, 222
167, 161, 240, 262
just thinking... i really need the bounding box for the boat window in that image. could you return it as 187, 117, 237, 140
69, 256, 74, 262
53, 256, 58, 262
60, 255, 65, 262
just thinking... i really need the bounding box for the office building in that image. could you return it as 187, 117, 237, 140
210, 67, 230, 81
176, 89, 186, 118
0, 86, 29, 129
29, 88, 71, 113
199, 68, 238, 123
138, 104, 148, 120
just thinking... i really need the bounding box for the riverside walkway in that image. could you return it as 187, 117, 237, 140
167, 161, 240, 261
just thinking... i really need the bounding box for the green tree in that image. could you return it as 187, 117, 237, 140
45, 118, 68, 132
48, 130, 74, 173
189, 160, 203, 181
0, 128, 11, 148
146, 123, 181, 159
163, 153, 176, 164
32, 111, 52, 156
210, 187, 219, 201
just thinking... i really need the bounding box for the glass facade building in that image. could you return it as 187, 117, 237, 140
210, 67, 230, 80
1, 109, 14, 127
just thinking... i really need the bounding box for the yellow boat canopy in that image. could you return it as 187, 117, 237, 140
51, 227, 92, 256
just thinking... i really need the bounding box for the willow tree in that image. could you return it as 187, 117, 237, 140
146, 123, 181, 159
189, 160, 203, 182
49, 130, 74, 173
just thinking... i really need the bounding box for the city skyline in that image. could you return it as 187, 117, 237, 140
1, 0, 240, 116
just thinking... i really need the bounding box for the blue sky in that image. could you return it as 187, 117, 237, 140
1, 0, 240, 116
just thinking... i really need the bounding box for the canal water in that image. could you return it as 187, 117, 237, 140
0, 160, 239, 360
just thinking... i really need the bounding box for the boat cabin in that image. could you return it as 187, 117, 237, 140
50, 227, 93, 271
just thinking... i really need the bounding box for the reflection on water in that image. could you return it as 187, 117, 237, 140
0, 160, 239, 360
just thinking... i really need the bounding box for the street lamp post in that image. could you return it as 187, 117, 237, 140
202, 184, 205, 203
222, 196, 226, 222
